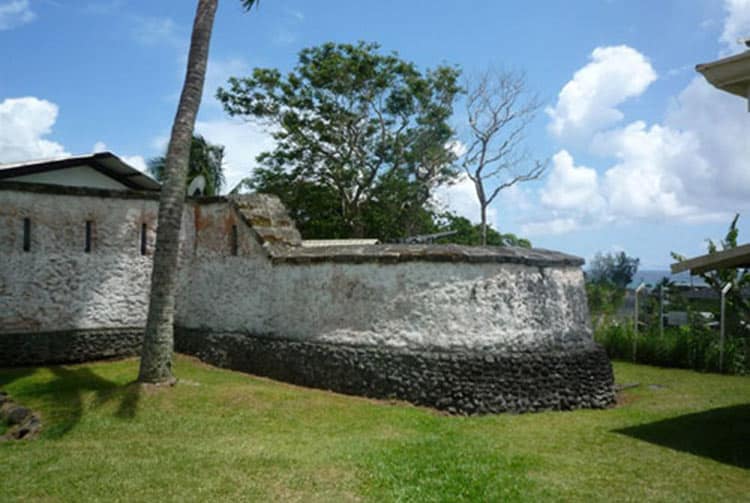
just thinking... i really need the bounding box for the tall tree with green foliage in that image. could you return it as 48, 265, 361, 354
138, 0, 259, 385
218, 41, 462, 240
149, 134, 226, 196
588, 251, 640, 289
434, 213, 531, 247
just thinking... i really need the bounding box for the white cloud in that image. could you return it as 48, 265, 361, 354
523, 150, 606, 236
719, 0, 750, 54
92, 141, 108, 153
546, 45, 657, 143
273, 28, 297, 46
446, 140, 467, 158
151, 135, 168, 152
92, 142, 148, 173
433, 173, 498, 225
540, 150, 604, 211
83, 1, 124, 15
272, 7, 304, 46
204, 57, 251, 110
194, 119, 274, 193
596, 122, 700, 219
150, 56, 270, 192
588, 74, 749, 224
0, 97, 68, 163
284, 7, 304, 22
132, 16, 184, 48
0, 0, 35, 31
666, 77, 750, 205
528, 77, 747, 234
528, 2, 750, 237
522, 217, 580, 237
121, 155, 148, 173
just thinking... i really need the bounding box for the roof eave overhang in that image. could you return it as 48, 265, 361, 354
671, 243, 750, 275
0, 152, 161, 191
696, 50, 750, 102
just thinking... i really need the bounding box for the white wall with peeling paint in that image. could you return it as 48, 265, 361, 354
1, 187, 594, 354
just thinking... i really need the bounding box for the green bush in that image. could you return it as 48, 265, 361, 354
594, 320, 748, 375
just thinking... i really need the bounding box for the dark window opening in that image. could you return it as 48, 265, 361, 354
140, 223, 148, 256
85, 220, 93, 253
22, 218, 30, 252
230, 225, 238, 256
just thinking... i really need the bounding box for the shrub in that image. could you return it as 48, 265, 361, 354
594, 320, 748, 375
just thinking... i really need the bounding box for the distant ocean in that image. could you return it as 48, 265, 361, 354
627, 270, 707, 288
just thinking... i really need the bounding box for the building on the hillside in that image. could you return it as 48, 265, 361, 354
0, 154, 615, 414
0, 152, 160, 192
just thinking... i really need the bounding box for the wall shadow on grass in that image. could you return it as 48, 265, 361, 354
615, 404, 750, 469
1, 365, 140, 439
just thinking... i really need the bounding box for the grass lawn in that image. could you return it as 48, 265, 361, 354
1, 356, 748, 502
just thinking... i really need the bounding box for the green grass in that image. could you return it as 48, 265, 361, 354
1, 356, 748, 502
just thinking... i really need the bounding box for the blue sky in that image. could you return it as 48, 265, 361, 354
1, 0, 749, 268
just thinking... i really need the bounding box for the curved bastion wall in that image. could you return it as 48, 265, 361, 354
176, 244, 615, 414
0, 184, 615, 414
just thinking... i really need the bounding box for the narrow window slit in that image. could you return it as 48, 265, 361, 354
230, 225, 238, 256
22, 218, 30, 252
140, 223, 148, 256
85, 220, 93, 253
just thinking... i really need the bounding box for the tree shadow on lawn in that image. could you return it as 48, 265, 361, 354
0, 365, 140, 439
614, 404, 750, 469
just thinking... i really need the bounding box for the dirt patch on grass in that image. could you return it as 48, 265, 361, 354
615, 391, 639, 407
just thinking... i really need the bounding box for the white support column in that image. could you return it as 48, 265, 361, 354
720, 282, 733, 372
659, 284, 664, 338
634, 283, 646, 362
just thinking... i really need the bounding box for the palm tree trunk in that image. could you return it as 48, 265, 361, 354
138, 0, 218, 383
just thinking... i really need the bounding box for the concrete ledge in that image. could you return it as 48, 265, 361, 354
0, 328, 144, 367
175, 328, 615, 414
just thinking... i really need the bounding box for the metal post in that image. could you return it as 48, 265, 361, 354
634, 283, 646, 362
659, 284, 664, 338
720, 282, 732, 373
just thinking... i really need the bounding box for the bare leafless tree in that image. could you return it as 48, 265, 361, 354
461, 69, 546, 245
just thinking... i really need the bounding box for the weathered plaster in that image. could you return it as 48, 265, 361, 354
0, 189, 158, 333
0, 186, 597, 351
0, 185, 615, 413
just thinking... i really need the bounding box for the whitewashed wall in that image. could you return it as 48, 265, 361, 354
175, 201, 275, 334
1, 187, 594, 355
0, 189, 158, 333
178, 259, 593, 352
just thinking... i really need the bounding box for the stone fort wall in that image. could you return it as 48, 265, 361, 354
0, 183, 615, 414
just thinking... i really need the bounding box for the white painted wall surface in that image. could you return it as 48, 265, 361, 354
176, 201, 274, 335
1, 187, 594, 354
0, 189, 157, 332
179, 258, 593, 352
271, 262, 591, 351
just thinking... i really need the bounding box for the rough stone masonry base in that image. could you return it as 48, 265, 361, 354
0, 327, 615, 415
175, 328, 616, 414
0, 328, 144, 367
